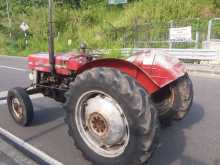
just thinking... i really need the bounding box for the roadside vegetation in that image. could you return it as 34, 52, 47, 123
0, 0, 220, 56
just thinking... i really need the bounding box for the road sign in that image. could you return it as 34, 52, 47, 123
20, 22, 29, 32
169, 26, 192, 42
108, 0, 127, 5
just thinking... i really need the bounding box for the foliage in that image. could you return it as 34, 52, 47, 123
0, 0, 219, 56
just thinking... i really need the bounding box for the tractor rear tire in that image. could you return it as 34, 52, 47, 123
151, 74, 193, 124
64, 67, 159, 165
7, 87, 34, 126
174, 74, 193, 120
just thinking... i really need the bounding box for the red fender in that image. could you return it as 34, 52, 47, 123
77, 59, 160, 94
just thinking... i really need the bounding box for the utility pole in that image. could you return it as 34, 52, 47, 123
6, 0, 12, 38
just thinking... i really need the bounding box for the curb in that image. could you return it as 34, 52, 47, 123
186, 64, 220, 75
0, 127, 63, 165
0, 135, 38, 165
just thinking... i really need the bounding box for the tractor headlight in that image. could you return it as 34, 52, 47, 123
29, 70, 38, 84
29, 72, 34, 81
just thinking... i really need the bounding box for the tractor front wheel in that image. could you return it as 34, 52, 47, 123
64, 67, 159, 165
7, 87, 34, 126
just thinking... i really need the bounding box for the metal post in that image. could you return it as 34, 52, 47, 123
195, 31, 199, 49
24, 32, 28, 47
169, 20, 173, 49
6, 0, 12, 38
195, 18, 200, 48
207, 19, 213, 42
48, 0, 56, 75
133, 19, 138, 48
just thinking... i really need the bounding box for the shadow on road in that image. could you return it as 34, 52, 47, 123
24, 103, 65, 142
25, 122, 65, 142
149, 102, 207, 165
31, 104, 64, 127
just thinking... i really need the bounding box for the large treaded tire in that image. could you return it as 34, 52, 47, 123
151, 73, 193, 124
174, 73, 193, 120
7, 87, 34, 126
64, 67, 159, 165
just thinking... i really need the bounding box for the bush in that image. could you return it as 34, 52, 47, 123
0, 0, 219, 56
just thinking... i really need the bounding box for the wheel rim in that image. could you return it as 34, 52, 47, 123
162, 87, 175, 113
75, 90, 130, 158
153, 87, 175, 115
11, 98, 23, 119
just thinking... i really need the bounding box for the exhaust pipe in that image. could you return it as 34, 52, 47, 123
48, 0, 56, 75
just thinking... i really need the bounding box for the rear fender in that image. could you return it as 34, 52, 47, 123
77, 59, 160, 94
128, 49, 186, 88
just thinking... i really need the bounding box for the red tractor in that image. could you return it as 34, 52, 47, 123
6, 1, 193, 164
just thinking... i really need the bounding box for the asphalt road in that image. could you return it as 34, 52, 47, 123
0, 55, 220, 165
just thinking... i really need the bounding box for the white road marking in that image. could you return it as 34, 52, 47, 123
0, 91, 8, 98
0, 65, 27, 72
0, 100, 7, 105
0, 127, 63, 165
0, 91, 43, 105
0, 55, 26, 59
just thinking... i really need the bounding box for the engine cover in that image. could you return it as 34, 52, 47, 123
28, 52, 89, 75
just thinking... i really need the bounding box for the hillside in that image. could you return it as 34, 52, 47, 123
0, 0, 220, 56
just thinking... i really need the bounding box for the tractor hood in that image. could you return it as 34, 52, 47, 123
127, 49, 186, 87
28, 52, 89, 75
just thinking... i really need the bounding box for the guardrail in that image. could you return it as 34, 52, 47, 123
163, 49, 219, 60
120, 48, 220, 61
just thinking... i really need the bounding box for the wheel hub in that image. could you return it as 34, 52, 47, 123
88, 112, 108, 137
85, 95, 126, 146
12, 98, 23, 119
